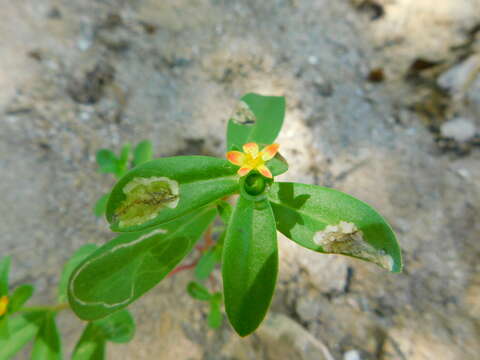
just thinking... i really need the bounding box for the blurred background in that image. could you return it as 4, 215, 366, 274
1, 0, 480, 359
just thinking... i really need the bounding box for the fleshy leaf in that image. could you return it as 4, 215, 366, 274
187, 282, 211, 301
222, 197, 278, 336
0, 256, 11, 296
268, 182, 402, 273
133, 140, 153, 167
115, 143, 131, 178
0, 316, 9, 339
266, 153, 288, 177
94, 310, 135, 343
207, 301, 222, 329
96, 150, 118, 175
194, 249, 218, 280
0, 312, 44, 359
106, 156, 238, 232
31, 312, 62, 360
72, 325, 105, 360
69, 207, 216, 320
216, 200, 233, 225
94, 193, 110, 217
227, 93, 285, 151
9, 285, 34, 313
72, 309, 135, 360
58, 244, 98, 303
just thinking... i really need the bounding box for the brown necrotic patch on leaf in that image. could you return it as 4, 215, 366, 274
314, 221, 393, 271
115, 176, 179, 228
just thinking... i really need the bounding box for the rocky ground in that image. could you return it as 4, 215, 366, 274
1, 0, 480, 359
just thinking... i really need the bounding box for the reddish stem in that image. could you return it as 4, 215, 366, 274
169, 223, 216, 277
168, 262, 197, 277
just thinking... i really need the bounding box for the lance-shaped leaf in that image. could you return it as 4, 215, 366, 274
69, 207, 216, 320
222, 197, 278, 336
31, 312, 62, 360
268, 182, 402, 273
106, 156, 238, 232
0, 256, 11, 296
227, 93, 285, 151
9, 285, 34, 313
0, 312, 44, 359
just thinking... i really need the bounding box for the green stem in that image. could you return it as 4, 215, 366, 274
19, 302, 70, 313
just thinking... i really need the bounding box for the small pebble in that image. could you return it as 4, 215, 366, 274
440, 118, 476, 142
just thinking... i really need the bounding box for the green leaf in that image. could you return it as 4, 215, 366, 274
72, 324, 106, 360
94, 310, 135, 343
216, 200, 232, 224
0, 256, 11, 296
207, 301, 222, 329
106, 156, 238, 232
268, 182, 402, 273
194, 249, 218, 280
266, 152, 289, 177
9, 285, 34, 313
94, 193, 110, 217
31, 313, 62, 360
115, 143, 131, 178
133, 140, 153, 167
222, 196, 278, 336
58, 244, 98, 303
72, 309, 135, 360
226, 93, 285, 151
69, 207, 216, 320
96, 150, 118, 174
187, 282, 211, 301
0, 316, 9, 340
0, 312, 44, 359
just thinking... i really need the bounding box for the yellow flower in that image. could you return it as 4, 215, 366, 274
0, 296, 8, 316
226, 142, 279, 178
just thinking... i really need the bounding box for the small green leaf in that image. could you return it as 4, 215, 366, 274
216, 200, 233, 225
207, 301, 222, 329
266, 152, 288, 177
0, 316, 9, 340
69, 207, 216, 320
133, 140, 153, 167
227, 93, 285, 151
210, 292, 222, 304
94, 310, 135, 343
187, 282, 211, 301
222, 196, 278, 336
0, 312, 44, 359
31, 313, 62, 360
58, 244, 98, 303
115, 143, 131, 178
72, 309, 135, 360
106, 156, 238, 232
96, 150, 118, 174
0, 256, 11, 296
194, 249, 218, 280
9, 285, 34, 313
94, 193, 110, 217
72, 324, 106, 360
268, 182, 402, 273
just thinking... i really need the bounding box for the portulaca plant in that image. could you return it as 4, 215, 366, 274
0, 93, 401, 359
69, 92, 401, 336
